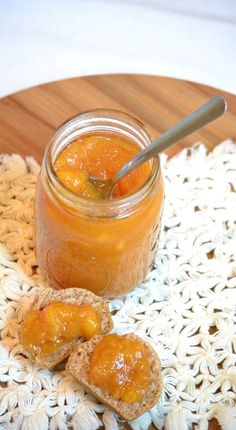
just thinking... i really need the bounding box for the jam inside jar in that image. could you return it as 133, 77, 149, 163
35, 110, 164, 298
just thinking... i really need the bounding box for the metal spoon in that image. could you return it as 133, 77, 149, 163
89, 96, 227, 199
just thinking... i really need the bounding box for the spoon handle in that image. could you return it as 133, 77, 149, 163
114, 96, 227, 183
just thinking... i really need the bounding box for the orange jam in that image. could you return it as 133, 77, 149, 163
88, 334, 151, 403
36, 111, 164, 297
54, 133, 150, 199
20, 301, 101, 358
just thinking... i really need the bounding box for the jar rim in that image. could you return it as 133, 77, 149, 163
43, 109, 161, 218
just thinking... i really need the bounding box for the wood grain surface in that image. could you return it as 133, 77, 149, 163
0, 74, 235, 430
0, 75, 235, 161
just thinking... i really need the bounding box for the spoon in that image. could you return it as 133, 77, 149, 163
89, 96, 227, 198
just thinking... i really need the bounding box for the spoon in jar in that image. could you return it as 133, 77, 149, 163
89, 96, 226, 199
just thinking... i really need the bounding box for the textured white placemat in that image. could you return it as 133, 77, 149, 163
0, 141, 235, 430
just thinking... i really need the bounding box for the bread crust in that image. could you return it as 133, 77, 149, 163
66, 333, 163, 420
19, 287, 113, 368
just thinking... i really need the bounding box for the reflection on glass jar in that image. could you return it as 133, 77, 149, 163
35, 110, 164, 298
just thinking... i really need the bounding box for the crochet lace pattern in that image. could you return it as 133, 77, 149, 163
0, 141, 235, 430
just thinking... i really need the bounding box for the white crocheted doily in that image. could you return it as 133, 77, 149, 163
0, 141, 236, 430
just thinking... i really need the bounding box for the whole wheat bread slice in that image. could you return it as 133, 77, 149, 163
66, 333, 162, 421
19, 287, 113, 369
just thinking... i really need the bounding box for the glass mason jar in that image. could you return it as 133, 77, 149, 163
35, 110, 164, 298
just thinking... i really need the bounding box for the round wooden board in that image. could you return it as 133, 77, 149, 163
0, 74, 235, 161
1, 74, 235, 430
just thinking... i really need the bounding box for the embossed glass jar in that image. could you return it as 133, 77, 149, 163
35, 110, 164, 298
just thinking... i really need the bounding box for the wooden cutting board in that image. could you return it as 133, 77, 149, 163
0, 75, 236, 430
0, 74, 235, 160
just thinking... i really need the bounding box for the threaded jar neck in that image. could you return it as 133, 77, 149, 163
42, 109, 161, 219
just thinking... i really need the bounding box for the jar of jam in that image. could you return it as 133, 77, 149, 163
35, 110, 164, 298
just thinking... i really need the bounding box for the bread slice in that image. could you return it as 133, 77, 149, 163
66, 333, 163, 421
19, 287, 113, 369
